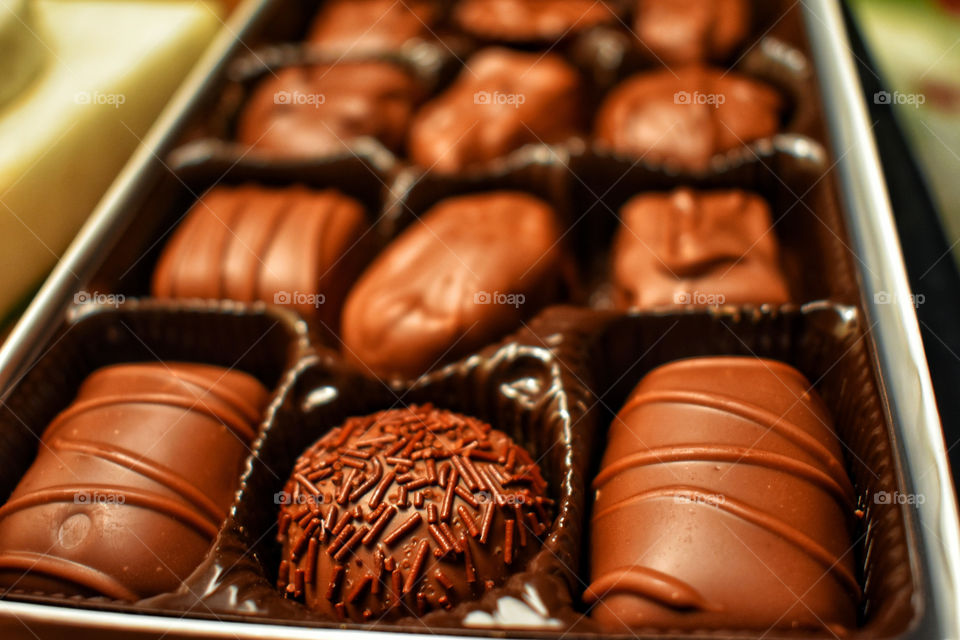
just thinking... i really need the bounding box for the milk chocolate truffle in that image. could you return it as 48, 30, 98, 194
0, 363, 268, 600
611, 188, 789, 309
454, 0, 618, 42
152, 185, 369, 330
277, 404, 552, 621
308, 0, 439, 55
633, 0, 750, 64
236, 62, 422, 158
595, 67, 782, 172
341, 192, 563, 379
408, 48, 583, 174
585, 357, 859, 631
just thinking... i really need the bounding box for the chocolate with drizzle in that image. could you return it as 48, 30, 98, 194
277, 404, 552, 621
0, 362, 268, 600
585, 357, 859, 631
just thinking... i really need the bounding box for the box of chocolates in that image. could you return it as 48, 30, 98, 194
0, 0, 956, 638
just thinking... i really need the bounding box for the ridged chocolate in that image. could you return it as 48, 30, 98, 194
611, 188, 789, 309
585, 357, 859, 631
152, 184, 369, 331
454, 0, 618, 42
341, 191, 564, 379
0, 363, 268, 600
595, 66, 782, 172
276, 404, 552, 621
236, 62, 423, 158
307, 0, 440, 55
633, 0, 751, 64
408, 47, 583, 174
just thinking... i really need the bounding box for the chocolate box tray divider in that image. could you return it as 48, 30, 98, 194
0, 0, 956, 638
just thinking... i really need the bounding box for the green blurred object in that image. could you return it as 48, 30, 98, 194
848, 0, 960, 269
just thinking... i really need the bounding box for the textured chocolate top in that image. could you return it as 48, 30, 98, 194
277, 404, 552, 621
152, 184, 369, 331
611, 188, 790, 309
408, 48, 583, 174
237, 62, 422, 158
454, 0, 618, 42
634, 0, 751, 64
0, 363, 268, 600
307, 0, 440, 55
595, 66, 782, 172
585, 357, 859, 631
341, 191, 563, 379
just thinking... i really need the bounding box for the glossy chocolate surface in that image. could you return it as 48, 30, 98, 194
633, 0, 751, 64
454, 0, 618, 42
0, 363, 267, 600
341, 191, 563, 379
277, 404, 552, 621
307, 0, 440, 55
611, 188, 790, 309
595, 66, 782, 172
586, 357, 858, 631
237, 62, 422, 158
408, 48, 583, 174
152, 184, 369, 331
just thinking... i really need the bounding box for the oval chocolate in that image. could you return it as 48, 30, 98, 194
341, 191, 563, 379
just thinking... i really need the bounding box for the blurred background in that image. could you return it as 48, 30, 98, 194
0, 0, 241, 329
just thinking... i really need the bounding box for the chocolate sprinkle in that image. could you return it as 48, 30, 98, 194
276, 405, 552, 620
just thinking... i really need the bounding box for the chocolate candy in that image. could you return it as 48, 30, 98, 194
595, 66, 783, 172
276, 404, 552, 621
0, 363, 268, 600
585, 357, 858, 631
611, 188, 789, 309
408, 48, 583, 174
633, 0, 751, 64
454, 0, 618, 42
152, 185, 369, 331
341, 191, 563, 379
307, 0, 439, 55
236, 62, 422, 158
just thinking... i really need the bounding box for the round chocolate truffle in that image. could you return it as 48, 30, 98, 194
236, 62, 423, 158
276, 405, 553, 621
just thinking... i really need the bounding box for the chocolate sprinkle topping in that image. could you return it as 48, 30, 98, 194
276, 405, 551, 620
